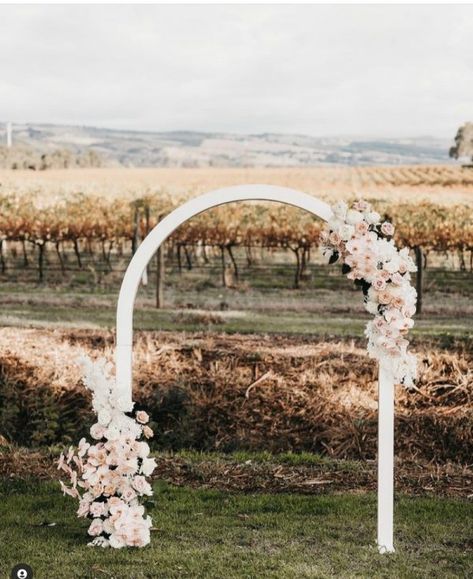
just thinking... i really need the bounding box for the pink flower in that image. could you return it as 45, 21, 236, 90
107, 497, 125, 511
353, 199, 370, 212
391, 295, 405, 309
355, 221, 369, 235
381, 222, 395, 236
88, 518, 104, 537
329, 231, 341, 246
116, 458, 139, 476
59, 480, 79, 499
373, 277, 387, 291
88, 447, 107, 467
390, 272, 404, 285
378, 290, 393, 305
132, 475, 153, 496
347, 268, 361, 280
142, 426, 154, 439
346, 238, 365, 254
90, 424, 106, 440
90, 501, 107, 517
135, 411, 149, 425
402, 305, 416, 317
66, 446, 74, 463
121, 487, 137, 503
77, 499, 90, 518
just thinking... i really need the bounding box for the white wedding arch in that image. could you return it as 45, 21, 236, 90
114, 184, 396, 553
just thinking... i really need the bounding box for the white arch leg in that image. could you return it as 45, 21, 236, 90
377, 362, 395, 553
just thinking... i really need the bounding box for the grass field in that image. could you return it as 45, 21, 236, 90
0, 264, 471, 337
1, 478, 472, 579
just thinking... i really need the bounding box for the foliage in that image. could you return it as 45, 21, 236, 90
0, 145, 102, 170
450, 122, 473, 162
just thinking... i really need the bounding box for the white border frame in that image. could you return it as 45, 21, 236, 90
115, 184, 395, 553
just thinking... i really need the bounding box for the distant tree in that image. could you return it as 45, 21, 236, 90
449, 122, 473, 163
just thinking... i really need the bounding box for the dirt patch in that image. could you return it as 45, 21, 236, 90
1, 446, 471, 499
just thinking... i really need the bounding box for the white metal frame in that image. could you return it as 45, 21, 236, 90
115, 184, 395, 553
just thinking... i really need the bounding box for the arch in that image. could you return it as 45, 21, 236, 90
115, 184, 395, 553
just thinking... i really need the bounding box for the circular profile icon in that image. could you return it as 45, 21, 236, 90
10, 564, 33, 579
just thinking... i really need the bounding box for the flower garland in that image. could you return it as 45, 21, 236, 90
58, 356, 156, 548
321, 199, 417, 386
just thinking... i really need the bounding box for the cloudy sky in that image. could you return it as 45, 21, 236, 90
1, 4, 472, 138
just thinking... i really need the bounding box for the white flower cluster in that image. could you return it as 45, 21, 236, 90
321, 199, 417, 386
58, 356, 156, 548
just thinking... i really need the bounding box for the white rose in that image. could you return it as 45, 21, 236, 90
332, 201, 348, 219
116, 396, 134, 413
109, 533, 126, 549
137, 442, 150, 459
345, 209, 364, 225
365, 300, 379, 315
98, 409, 112, 426
105, 425, 120, 441
140, 457, 157, 476
339, 224, 355, 241
366, 211, 381, 225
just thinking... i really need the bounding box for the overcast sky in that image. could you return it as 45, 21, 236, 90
1, 4, 472, 138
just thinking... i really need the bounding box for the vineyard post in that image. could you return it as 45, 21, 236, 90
21, 239, 29, 267
156, 214, 164, 309
73, 239, 82, 269
219, 245, 227, 287
226, 244, 239, 280
414, 246, 423, 315
132, 204, 140, 256
0, 240, 6, 273
37, 241, 46, 283
142, 204, 151, 286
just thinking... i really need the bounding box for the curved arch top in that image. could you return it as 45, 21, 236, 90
115, 185, 333, 401
113, 185, 396, 553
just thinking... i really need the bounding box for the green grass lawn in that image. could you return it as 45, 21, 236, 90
0, 293, 471, 339
1, 479, 471, 578
0, 261, 471, 338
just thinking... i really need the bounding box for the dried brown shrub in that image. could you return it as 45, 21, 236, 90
0, 328, 471, 463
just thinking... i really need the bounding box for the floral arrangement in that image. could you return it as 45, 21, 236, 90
321, 199, 417, 386
58, 356, 156, 548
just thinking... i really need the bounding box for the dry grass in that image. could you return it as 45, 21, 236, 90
0, 328, 471, 462
1, 165, 473, 205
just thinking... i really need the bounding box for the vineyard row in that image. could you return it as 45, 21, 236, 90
0, 193, 472, 311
